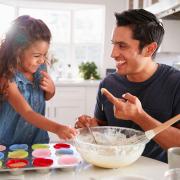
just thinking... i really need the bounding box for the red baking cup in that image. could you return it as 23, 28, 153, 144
53, 143, 70, 149
33, 158, 53, 167
6, 159, 28, 168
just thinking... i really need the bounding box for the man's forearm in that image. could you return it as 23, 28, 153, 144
97, 119, 107, 126
134, 110, 180, 149
94, 117, 107, 126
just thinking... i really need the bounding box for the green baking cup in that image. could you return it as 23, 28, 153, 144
31, 144, 49, 150
8, 150, 28, 159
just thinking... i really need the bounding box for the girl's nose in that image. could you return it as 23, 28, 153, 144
37, 56, 45, 64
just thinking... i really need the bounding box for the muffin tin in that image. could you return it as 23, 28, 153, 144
0, 142, 81, 174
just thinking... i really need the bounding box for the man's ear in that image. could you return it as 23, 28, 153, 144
142, 42, 158, 57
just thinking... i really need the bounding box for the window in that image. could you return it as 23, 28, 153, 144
19, 5, 105, 79
0, 4, 15, 40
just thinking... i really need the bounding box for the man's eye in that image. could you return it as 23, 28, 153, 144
118, 44, 127, 48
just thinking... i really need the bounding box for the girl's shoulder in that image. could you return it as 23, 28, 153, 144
14, 64, 47, 84
13, 72, 29, 85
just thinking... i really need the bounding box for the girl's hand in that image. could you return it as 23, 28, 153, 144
56, 124, 78, 140
40, 71, 55, 100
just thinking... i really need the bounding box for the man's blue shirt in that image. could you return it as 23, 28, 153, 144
95, 64, 180, 162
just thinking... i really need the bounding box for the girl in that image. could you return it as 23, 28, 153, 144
0, 15, 77, 146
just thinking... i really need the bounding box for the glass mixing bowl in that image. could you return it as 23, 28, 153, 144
74, 126, 149, 168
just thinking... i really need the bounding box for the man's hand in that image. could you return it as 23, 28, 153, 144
75, 115, 99, 128
101, 88, 143, 121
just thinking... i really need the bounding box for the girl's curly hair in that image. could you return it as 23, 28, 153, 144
0, 15, 51, 103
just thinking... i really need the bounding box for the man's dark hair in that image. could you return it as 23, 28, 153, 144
115, 9, 164, 58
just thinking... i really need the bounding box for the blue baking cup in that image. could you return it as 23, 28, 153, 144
9, 144, 28, 151
0, 152, 4, 160
56, 148, 74, 155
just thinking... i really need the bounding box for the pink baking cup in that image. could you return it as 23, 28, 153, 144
0, 145, 6, 152
32, 149, 51, 158
58, 155, 80, 165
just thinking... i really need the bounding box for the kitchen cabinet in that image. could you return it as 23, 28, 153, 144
145, 0, 180, 53
128, 0, 158, 9
46, 80, 100, 141
85, 87, 98, 116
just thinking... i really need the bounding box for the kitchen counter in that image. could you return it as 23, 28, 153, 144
0, 156, 168, 180
54, 79, 101, 87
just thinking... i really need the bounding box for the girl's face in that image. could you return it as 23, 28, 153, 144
18, 40, 49, 74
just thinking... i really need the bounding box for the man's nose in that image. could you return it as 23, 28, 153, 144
111, 45, 120, 59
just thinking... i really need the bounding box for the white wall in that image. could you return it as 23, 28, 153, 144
160, 20, 180, 53
102, 1, 128, 77
0, 0, 128, 77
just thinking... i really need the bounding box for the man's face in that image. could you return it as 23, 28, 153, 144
111, 26, 147, 77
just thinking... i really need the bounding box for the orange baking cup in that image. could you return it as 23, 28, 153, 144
6, 159, 28, 168
33, 158, 53, 167
53, 143, 70, 149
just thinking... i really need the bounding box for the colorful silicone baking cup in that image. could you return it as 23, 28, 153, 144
8, 150, 28, 159
53, 143, 70, 149
56, 148, 74, 155
0, 145, 6, 152
6, 159, 28, 168
0, 152, 4, 160
31, 144, 49, 150
9, 144, 28, 151
58, 155, 80, 165
32, 149, 51, 158
0, 160, 2, 168
33, 158, 53, 167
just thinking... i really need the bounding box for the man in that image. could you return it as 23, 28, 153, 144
75, 9, 180, 162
